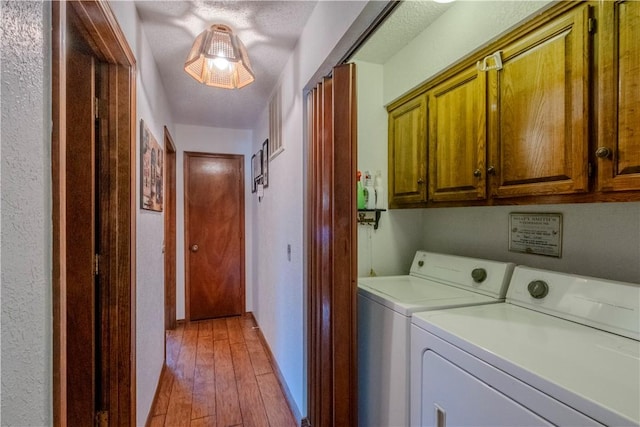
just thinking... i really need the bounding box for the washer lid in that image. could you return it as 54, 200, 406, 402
409, 251, 515, 299
358, 276, 498, 316
412, 303, 640, 426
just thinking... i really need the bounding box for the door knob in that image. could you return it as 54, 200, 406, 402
487, 166, 496, 175
595, 147, 612, 159
473, 169, 482, 178
417, 178, 425, 185
190, 244, 199, 252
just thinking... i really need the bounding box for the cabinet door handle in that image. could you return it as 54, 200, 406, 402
417, 178, 425, 185
473, 169, 482, 178
595, 147, 612, 159
487, 166, 496, 175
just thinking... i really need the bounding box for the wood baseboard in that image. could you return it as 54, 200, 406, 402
246, 312, 303, 425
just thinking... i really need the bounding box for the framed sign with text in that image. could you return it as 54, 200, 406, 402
509, 213, 563, 258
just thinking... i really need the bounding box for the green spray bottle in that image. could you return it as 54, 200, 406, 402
357, 170, 366, 209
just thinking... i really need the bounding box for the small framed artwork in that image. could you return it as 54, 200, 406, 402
140, 119, 163, 211
251, 150, 263, 193
251, 153, 258, 193
261, 139, 269, 188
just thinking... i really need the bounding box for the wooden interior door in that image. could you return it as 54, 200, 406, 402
184, 152, 245, 320
164, 128, 177, 330
307, 63, 358, 427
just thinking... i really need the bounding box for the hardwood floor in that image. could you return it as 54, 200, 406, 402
148, 314, 298, 427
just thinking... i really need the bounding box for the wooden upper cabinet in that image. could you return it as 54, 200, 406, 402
428, 66, 487, 202
388, 94, 427, 207
487, 4, 590, 198
596, 0, 640, 192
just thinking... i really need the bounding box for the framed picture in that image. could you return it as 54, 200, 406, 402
251, 151, 263, 193
140, 119, 163, 211
261, 139, 269, 188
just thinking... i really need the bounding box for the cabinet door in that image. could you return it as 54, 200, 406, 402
428, 66, 487, 202
596, 0, 640, 192
388, 95, 427, 207
488, 5, 590, 198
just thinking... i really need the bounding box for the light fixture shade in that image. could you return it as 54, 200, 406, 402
184, 24, 255, 89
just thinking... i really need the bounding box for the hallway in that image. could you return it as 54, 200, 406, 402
149, 314, 297, 427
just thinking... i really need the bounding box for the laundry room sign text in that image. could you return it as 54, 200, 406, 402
509, 213, 563, 258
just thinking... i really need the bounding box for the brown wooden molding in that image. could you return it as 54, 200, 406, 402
164, 127, 177, 331
51, 2, 68, 425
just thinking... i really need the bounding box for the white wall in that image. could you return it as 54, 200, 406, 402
0, 1, 52, 424
109, 3, 175, 424
421, 203, 640, 283
383, 0, 552, 105
173, 124, 254, 319
355, 60, 425, 277
249, 0, 375, 418
358, 0, 640, 285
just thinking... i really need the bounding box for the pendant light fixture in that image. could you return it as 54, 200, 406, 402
184, 24, 255, 89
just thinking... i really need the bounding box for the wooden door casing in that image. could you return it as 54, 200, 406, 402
164, 127, 177, 330
65, 22, 97, 425
388, 94, 428, 207
184, 152, 245, 321
428, 65, 487, 202
488, 4, 590, 198
596, 0, 640, 192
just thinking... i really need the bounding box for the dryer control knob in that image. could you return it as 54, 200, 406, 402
528, 280, 549, 299
471, 268, 487, 283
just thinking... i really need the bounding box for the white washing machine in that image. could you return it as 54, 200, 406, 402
358, 251, 515, 427
410, 266, 640, 426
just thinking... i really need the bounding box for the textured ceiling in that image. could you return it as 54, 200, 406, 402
135, 1, 453, 130
134, 1, 318, 129
352, 1, 453, 64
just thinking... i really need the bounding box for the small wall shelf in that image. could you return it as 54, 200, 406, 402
357, 209, 386, 230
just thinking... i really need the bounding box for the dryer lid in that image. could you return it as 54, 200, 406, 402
507, 266, 640, 340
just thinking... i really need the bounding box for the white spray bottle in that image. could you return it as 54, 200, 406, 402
374, 170, 385, 209
364, 170, 376, 210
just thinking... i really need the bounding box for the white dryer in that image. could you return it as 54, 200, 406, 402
410, 266, 640, 426
358, 251, 515, 427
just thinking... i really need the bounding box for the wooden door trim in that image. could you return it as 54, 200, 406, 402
183, 152, 246, 320
164, 127, 177, 331
52, 1, 137, 425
